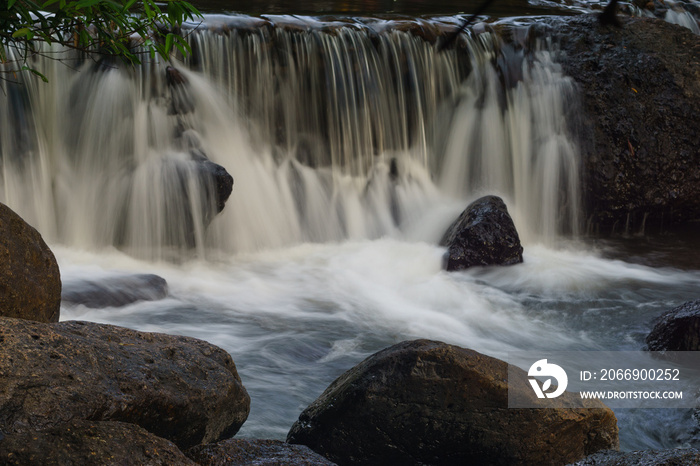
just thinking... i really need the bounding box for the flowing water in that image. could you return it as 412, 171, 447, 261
1, 8, 699, 452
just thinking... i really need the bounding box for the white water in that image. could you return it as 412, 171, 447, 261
1, 17, 699, 450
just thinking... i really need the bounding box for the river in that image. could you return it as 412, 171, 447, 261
1, 0, 699, 453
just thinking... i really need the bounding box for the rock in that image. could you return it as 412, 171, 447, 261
61, 274, 168, 308
439, 195, 523, 271
189, 148, 234, 215
186, 438, 337, 466
166, 66, 195, 115
567, 448, 700, 465
645, 300, 700, 351
0, 318, 250, 450
554, 16, 700, 233
0, 202, 61, 323
287, 339, 618, 466
0, 419, 195, 465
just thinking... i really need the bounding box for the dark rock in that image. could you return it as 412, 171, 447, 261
439, 195, 523, 271
287, 339, 618, 466
187, 438, 337, 466
0, 318, 250, 450
189, 148, 234, 215
555, 16, 700, 233
0, 202, 61, 323
567, 448, 700, 465
61, 274, 168, 309
646, 300, 700, 351
0, 419, 194, 465
166, 66, 195, 115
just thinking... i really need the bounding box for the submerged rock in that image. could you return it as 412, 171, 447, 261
645, 300, 700, 351
567, 448, 700, 465
555, 16, 700, 233
62, 274, 168, 308
0, 419, 195, 466
0, 202, 61, 323
287, 339, 618, 466
187, 438, 337, 466
0, 318, 250, 449
439, 195, 523, 271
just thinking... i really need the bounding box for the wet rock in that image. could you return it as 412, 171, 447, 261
166, 66, 195, 115
0, 318, 250, 450
645, 300, 700, 351
439, 195, 523, 271
0, 202, 61, 323
187, 438, 337, 466
287, 339, 618, 466
555, 16, 700, 233
189, 148, 234, 215
0, 419, 195, 465
61, 274, 168, 309
567, 448, 700, 465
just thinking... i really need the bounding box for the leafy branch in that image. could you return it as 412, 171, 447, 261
0, 0, 202, 79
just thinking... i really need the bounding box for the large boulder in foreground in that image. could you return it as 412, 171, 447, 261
567, 448, 700, 465
555, 16, 700, 232
0, 318, 250, 449
0, 419, 195, 466
645, 300, 700, 351
287, 339, 618, 466
187, 438, 337, 466
0, 202, 61, 322
439, 195, 523, 271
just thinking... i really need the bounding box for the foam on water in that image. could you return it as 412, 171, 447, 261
58, 239, 700, 442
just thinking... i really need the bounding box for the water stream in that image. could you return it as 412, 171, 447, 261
1, 12, 699, 451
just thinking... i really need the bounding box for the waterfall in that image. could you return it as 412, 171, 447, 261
0, 15, 582, 257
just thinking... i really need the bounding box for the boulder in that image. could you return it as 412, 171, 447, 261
287, 339, 618, 466
645, 300, 700, 351
439, 195, 523, 271
61, 274, 168, 308
0, 202, 61, 323
189, 148, 234, 216
186, 438, 337, 466
567, 448, 700, 465
0, 318, 250, 449
0, 419, 195, 465
554, 16, 700, 233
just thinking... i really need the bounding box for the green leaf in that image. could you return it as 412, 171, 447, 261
12, 28, 31, 38
8, 0, 18, 9
22, 66, 49, 83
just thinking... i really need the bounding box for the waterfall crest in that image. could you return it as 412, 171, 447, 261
0, 16, 582, 258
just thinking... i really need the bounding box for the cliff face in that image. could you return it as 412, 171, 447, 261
555, 16, 700, 233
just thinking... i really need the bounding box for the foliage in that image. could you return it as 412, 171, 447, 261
0, 0, 201, 80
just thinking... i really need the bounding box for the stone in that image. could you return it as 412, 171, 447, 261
439, 195, 523, 271
187, 438, 337, 466
61, 274, 168, 309
287, 339, 618, 466
554, 16, 700, 233
0, 419, 194, 465
0, 318, 250, 450
0, 202, 61, 323
567, 448, 700, 465
646, 300, 700, 351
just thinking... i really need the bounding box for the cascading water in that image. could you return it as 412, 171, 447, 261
2, 14, 699, 449
0, 18, 582, 255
